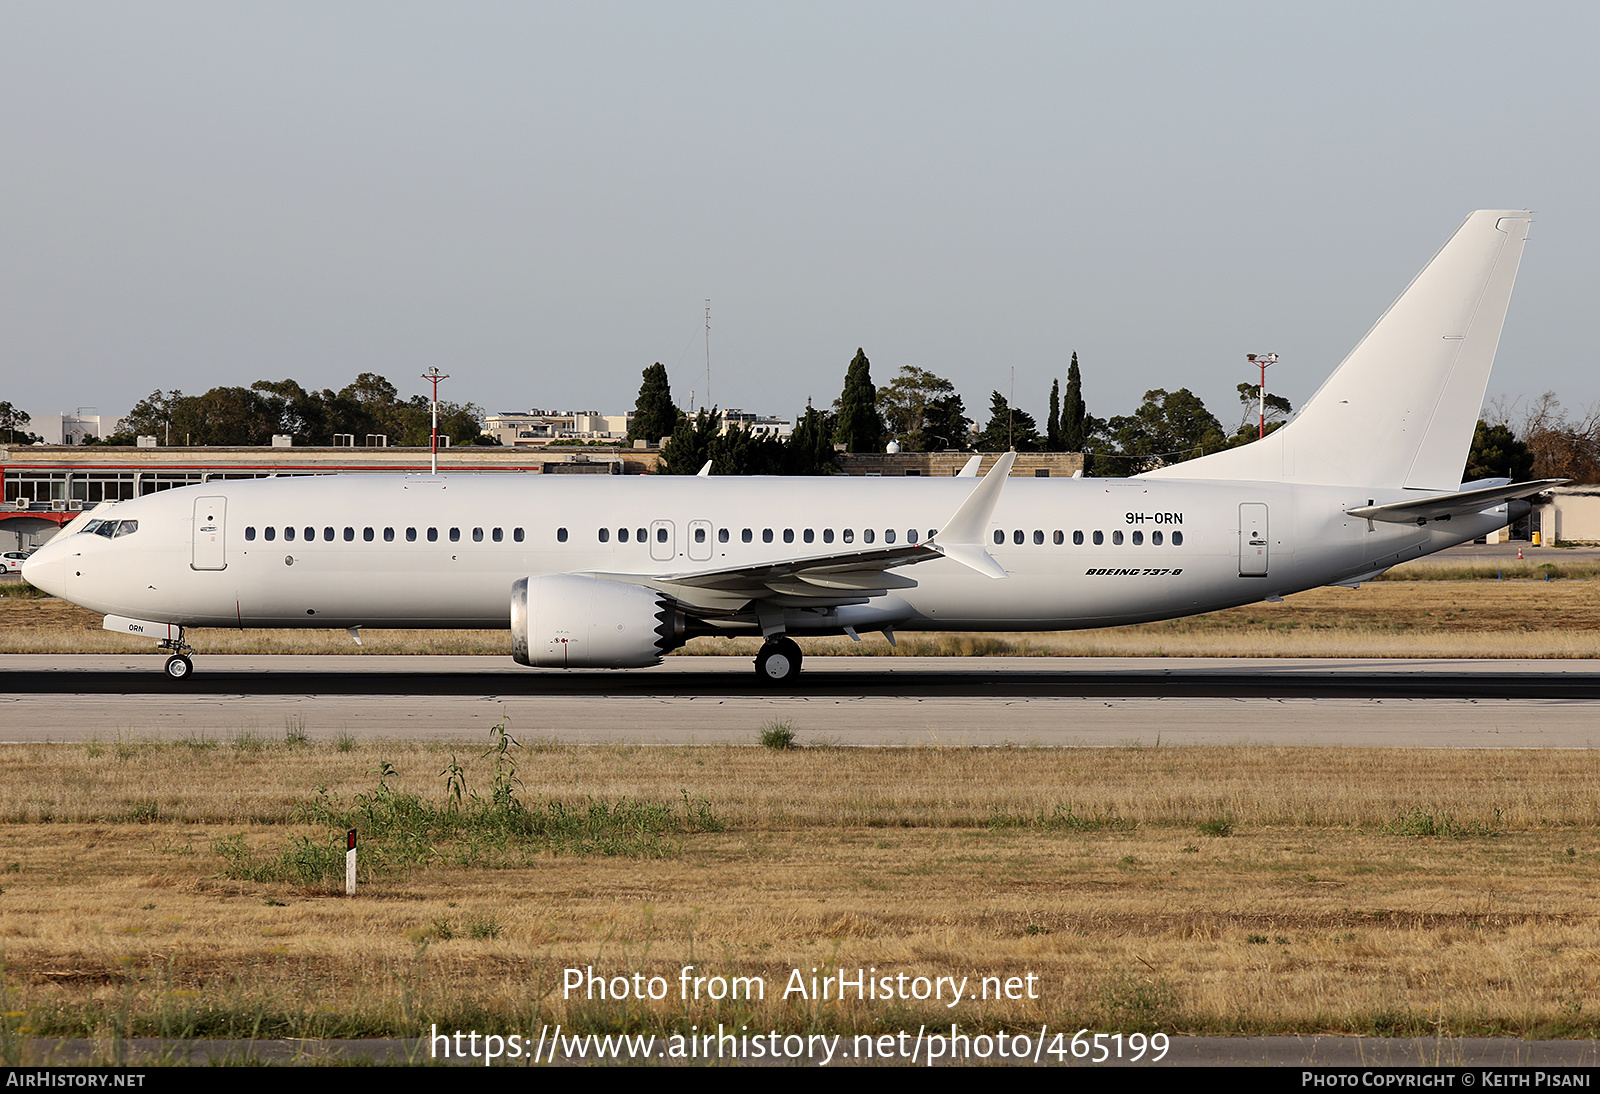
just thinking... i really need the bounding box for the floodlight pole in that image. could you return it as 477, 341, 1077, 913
422, 367, 450, 474
1247, 353, 1277, 438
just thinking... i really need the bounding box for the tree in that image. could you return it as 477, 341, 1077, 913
1046, 379, 1061, 451
975, 392, 1040, 452
920, 393, 972, 452
785, 404, 839, 474
629, 363, 680, 445
1515, 393, 1600, 482
1060, 352, 1087, 452
0, 402, 40, 445
834, 349, 885, 453
878, 365, 961, 451
1231, 382, 1293, 439
1101, 388, 1226, 473
1465, 418, 1534, 482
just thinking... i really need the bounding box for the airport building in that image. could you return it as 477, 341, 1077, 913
1, 443, 1090, 553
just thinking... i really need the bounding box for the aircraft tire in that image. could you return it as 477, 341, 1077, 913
164, 654, 194, 681
754, 638, 802, 685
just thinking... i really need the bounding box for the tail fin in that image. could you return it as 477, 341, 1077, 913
1150, 210, 1531, 490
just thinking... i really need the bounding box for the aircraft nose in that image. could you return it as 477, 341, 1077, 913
20, 539, 71, 597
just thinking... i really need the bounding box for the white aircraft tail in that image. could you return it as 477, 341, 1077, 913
1150, 211, 1532, 490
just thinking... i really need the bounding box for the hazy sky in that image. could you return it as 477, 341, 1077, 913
4, 2, 1596, 434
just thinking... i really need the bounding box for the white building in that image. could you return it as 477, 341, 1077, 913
26, 412, 125, 446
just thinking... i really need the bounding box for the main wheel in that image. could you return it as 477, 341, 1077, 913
754, 637, 802, 684
164, 654, 193, 680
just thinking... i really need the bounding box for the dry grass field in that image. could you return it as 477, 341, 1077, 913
2, 735, 1600, 1053
3, 573, 1599, 659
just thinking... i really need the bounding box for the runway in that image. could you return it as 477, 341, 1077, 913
4, 654, 1599, 746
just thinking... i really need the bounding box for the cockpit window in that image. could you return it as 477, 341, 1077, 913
82, 520, 106, 536
111, 520, 138, 538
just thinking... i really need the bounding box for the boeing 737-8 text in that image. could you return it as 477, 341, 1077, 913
23, 211, 1556, 683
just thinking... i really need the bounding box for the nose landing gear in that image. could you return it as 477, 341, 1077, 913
754, 636, 803, 685
159, 629, 196, 681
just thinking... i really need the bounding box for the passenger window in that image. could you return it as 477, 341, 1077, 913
384, 528, 395, 542
264, 527, 276, 542
656, 527, 668, 543
636, 528, 646, 542
1053, 531, 1063, 545
324, 527, 334, 541
822, 529, 833, 544
993, 530, 1004, 545
514, 528, 525, 542
907, 530, 918, 544
1152, 530, 1163, 545
783, 529, 794, 543
1173, 531, 1184, 546
406, 528, 417, 542
343, 527, 354, 542
718, 528, 729, 543
842, 529, 854, 543
742, 529, 753, 544
557, 528, 568, 542
1113, 530, 1124, 545
492, 528, 503, 543
1132, 530, 1143, 545
598, 528, 609, 543
449, 528, 460, 543
1013, 530, 1024, 545
1093, 531, 1104, 545
694, 528, 706, 543
427, 528, 438, 542
304, 527, 314, 542
885, 530, 896, 544
244, 526, 256, 542
618, 528, 629, 543
1033, 530, 1044, 545
285, 527, 297, 542
1072, 530, 1083, 545
361, 527, 372, 542
803, 529, 814, 544
472, 528, 484, 542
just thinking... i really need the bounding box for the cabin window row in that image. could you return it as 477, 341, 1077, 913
244, 526, 527, 544
575, 527, 936, 545
992, 529, 1185, 547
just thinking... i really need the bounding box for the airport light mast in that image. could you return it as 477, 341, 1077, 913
422, 367, 450, 475
1247, 353, 1277, 438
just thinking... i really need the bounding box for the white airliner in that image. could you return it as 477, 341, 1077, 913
24, 211, 1557, 683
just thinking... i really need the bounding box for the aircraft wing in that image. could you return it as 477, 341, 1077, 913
1344, 479, 1567, 524
587, 543, 942, 611
585, 451, 1020, 613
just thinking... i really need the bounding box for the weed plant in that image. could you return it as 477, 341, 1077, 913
214, 723, 724, 886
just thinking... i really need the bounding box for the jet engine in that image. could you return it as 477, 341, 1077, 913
511, 575, 686, 668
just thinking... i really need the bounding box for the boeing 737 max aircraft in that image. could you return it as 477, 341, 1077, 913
23, 211, 1557, 683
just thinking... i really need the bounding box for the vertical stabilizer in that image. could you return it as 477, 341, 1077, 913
1150, 211, 1531, 489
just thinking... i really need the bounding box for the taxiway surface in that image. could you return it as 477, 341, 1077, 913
4, 654, 1598, 746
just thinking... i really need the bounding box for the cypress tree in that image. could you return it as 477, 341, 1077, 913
628, 363, 679, 445
833, 349, 885, 453
1047, 378, 1061, 451
1061, 352, 1087, 451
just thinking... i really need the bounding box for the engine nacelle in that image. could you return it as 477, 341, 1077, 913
511, 575, 686, 668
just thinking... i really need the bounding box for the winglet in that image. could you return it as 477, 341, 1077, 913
697, 461, 713, 477
930, 450, 1014, 578
955, 454, 982, 478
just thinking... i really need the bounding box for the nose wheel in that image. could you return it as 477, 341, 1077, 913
754, 636, 802, 685
158, 628, 196, 681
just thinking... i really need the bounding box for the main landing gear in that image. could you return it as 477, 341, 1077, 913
159, 629, 196, 681
754, 636, 803, 685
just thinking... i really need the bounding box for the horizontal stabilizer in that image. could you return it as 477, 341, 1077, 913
1345, 479, 1566, 523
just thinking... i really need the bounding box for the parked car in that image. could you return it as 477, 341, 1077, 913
1, 551, 32, 574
